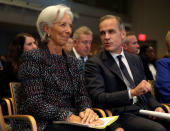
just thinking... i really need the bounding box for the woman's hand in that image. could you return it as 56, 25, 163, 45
67, 114, 82, 124
88, 118, 104, 126
68, 108, 104, 126
79, 108, 100, 124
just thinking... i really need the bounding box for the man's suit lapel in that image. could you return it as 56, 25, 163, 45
101, 51, 125, 84
124, 53, 138, 86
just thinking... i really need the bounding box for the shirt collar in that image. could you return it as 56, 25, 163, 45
110, 48, 126, 59
73, 47, 88, 61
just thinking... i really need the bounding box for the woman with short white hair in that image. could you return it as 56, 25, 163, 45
18, 4, 123, 131
18, 4, 102, 131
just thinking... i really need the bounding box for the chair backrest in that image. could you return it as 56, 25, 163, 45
1, 98, 12, 115
0, 106, 6, 131
9, 82, 21, 115
9, 82, 38, 131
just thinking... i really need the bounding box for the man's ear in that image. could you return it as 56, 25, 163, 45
73, 39, 78, 46
121, 30, 126, 39
123, 43, 127, 50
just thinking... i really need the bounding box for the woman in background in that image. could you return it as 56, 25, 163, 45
155, 30, 170, 103
1, 32, 38, 96
8, 33, 38, 79
0, 33, 38, 115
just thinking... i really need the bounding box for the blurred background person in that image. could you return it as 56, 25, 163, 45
0, 32, 38, 115
123, 32, 140, 55
0, 57, 13, 98
0, 59, 3, 70
0, 55, 8, 62
155, 30, 170, 103
8, 32, 38, 79
164, 30, 170, 58
63, 38, 73, 53
122, 32, 156, 80
139, 45, 157, 80
70, 26, 93, 71
0, 54, 14, 115
1, 32, 38, 96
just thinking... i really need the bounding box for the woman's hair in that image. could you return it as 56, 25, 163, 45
36, 4, 73, 42
8, 33, 34, 72
164, 30, 170, 58
165, 30, 170, 46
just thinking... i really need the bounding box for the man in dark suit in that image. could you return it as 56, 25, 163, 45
85, 15, 169, 131
69, 26, 93, 70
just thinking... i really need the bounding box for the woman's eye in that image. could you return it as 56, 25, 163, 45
60, 23, 66, 27
26, 43, 32, 46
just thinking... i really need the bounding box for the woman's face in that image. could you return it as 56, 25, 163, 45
48, 13, 72, 46
23, 36, 38, 52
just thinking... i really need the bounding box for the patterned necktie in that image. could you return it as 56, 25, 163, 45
117, 55, 146, 108
117, 55, 135, 88
80, 56, 85, 71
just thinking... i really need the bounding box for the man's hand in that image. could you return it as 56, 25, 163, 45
151, 107, 165, 120
155, 107, 165, 113
130, 80, 151, 97
79, 108, 99, 124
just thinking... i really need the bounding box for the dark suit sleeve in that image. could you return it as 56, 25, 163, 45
85, 56, 131, 109
130, 55, 161, 110
129, 55, 161, 110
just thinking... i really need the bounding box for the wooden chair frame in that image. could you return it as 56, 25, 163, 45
9, 82, 37, 131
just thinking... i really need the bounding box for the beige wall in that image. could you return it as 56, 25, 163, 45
130, 0, 170, 58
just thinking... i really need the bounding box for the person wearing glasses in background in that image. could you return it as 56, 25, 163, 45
69, 26, 93, 71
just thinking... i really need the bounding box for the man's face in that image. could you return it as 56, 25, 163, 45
124, 35, 139, 55
74, 34, 92, 57
99, 18, 125, 54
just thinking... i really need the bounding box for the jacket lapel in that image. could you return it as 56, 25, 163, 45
101, 51, 125, 83
124, 53, 138, 86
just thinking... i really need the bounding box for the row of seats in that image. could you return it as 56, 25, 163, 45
1, 82, 37, 131
1, 82, 113, 131
148, 80, 170, 113
2, 81, 170, 131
